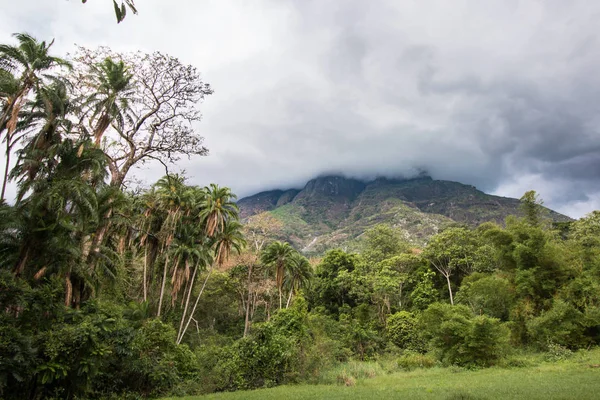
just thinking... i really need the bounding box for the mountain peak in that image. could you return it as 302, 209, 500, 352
237, 175, 571, 254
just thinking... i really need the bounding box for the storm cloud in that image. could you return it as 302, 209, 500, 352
1, 0, 599, 217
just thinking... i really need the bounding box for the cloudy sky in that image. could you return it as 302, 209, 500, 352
1, 0, 599, 218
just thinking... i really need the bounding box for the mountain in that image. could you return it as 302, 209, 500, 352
237, 175, 572, 254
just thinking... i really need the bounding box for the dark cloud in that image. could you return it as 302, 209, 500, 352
1, 0, 600, 217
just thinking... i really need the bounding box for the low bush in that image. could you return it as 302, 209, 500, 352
420, 303, 510, 367
397, 351, 437, 371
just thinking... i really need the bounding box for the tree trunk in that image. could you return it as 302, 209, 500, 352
278, 287, 283, 310
286, 288, 293, 309
177, 265, 214, 344
143, 246, 148, 302
157, 252, 169, 317
177, 261, 199, 342
14, 246, 30, 276
1, 135, 11, 202
64, 274, 73, 307
399, 282, 403, 309
445, 274, 454, 305
243, 264, 253, 337
88, 208, 113, 268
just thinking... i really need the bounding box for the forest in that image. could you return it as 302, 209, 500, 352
1, 33, 600, 400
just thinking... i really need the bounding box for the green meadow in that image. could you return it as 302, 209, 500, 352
163, 349, 600, 400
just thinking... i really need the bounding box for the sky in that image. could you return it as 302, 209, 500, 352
1, 0, 599, 218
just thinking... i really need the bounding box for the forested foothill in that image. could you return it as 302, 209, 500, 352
1, 33, 600, 400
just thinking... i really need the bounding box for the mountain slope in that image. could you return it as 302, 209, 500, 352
237, 175, 571, 254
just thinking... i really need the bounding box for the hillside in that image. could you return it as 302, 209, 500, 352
237, 175, 571, 254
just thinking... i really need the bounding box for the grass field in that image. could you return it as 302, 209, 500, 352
163, 349, 600, 400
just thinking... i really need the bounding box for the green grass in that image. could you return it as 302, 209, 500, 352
162, 349, 600, 400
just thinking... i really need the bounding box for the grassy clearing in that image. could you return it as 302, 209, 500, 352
163, 349, 600, 400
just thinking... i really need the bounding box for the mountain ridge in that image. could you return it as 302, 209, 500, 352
237, 175, 572, 254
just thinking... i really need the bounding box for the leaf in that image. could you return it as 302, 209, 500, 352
125, 0, 138, 14
113, 0, 124, 23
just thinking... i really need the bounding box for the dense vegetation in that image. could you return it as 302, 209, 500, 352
1, 33, 600, 400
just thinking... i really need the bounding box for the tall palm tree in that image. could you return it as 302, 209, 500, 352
0, 33, 71, 140
177, 218, 245, 344
0, 68, 21, 201
285, 253, 313, 308
153, 174, 192, 316
198, 183, 239, 237
83, 57, 134, 146
261, 241, 295, 310
5, 80, 73, 198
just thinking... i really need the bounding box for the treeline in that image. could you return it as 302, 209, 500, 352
1, 32, 600, 400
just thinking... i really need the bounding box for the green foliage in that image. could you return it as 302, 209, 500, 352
215, 322, 296, 391
361, 224, 409, 264
386, 311, 423, 351
397, 351, 437, 371
124, 319, 197, 395
456, 273, 514, 320
409, 269, 438, 310
520, 190, 546, 227
420, 303, 510, 366
526, 300, 587, 349
311, 249, 360, 315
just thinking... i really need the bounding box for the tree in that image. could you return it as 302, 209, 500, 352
10, 81, 73, 192
422, 227, 477, 305
244, 212, 282, 253
0, 33, 71, 201
571, 210, 600, 248
82, 57, 135, 146
0, 33, 71, 137
242, 212, 282, 334
520, 190, 546, 227
285, 253, 312, 308
69, 47, 213, 188
199, 184, 239, 238
378, 254, 422, 309
261, 241, 295, 310
0, 69, 20, 200
456, 273, 514, 320
177, 219, 245, 344
312, 249, 360, 315
361, 224, 408, 264
153, 174, 190, 317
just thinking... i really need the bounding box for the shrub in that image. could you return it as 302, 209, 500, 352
386, 311, 424, 351
420, 303, 510, 366
214, 322, 296, 391
397, 352, 437, 371
123, 319, 198, 396
527, 300, 587, 349
545, 342, 573, 362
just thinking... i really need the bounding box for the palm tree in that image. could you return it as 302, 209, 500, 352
153, 174, 191, 316
83, 57, 134, 146
0, 68, 21, 201
198, 183, 239, 237
10, 138, 107, 307
5, 80, 73, 198
0, 33, 71, 140
261, 241, 295, 310
177, 218, 245, 344
285, 253, 313, 308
